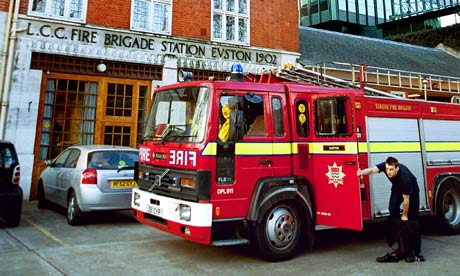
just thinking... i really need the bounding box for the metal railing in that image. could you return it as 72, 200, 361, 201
304, 62, 460, 101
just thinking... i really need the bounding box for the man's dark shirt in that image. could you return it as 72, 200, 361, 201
376, 162, 420, 220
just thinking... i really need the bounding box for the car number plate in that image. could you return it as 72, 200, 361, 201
110, 180, 137, 189
147, 204, 162, 217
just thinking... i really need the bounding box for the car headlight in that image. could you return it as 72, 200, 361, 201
133, 191, 140, 207
179, 204, 191, 222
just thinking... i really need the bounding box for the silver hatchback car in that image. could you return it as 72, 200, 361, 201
37, 145, 139, 225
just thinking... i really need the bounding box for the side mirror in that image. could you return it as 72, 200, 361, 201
45, 160, 53, 166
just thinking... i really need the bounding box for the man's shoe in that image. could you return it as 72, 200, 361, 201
376, 252, 400, 263
405, 255, 425, 263
405, 256, 415, 263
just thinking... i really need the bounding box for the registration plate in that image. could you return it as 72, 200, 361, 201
147, 204, 163, 217
110, 180, 137, 189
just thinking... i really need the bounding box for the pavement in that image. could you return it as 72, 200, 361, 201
1, 201, 460, 276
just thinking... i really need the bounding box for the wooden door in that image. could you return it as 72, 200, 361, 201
31, 73, 150, 199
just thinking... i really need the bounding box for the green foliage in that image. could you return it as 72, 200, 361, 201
388, 24, 460, 51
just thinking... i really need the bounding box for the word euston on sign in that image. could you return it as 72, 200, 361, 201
25, 22, 280, 65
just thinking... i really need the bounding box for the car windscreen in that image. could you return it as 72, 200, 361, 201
87, 151, 138, 170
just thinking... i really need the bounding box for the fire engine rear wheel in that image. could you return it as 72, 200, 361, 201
255, 200, 305, 262
436, 182, 460, 235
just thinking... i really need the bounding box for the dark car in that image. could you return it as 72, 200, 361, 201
0, 140, 22, 227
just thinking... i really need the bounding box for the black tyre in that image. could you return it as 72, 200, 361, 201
67, 191, 82, 226
254, 200, 307, 262
37, 182, 49, 209
5, 201, 22, 227
436, 182, 460, 235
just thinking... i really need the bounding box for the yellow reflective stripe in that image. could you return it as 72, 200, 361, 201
202, 142, 217, 156
236, 143, 272, 155
426, 142, 460, 152
273, 143, 292, 155
203, 141, 458, 156
368, 142, 421, 153
358, 142, 368, 153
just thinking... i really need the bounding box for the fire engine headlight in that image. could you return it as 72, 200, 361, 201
179, 204, 191, 222
180, 177, 196, 189
133, 191, 140, 207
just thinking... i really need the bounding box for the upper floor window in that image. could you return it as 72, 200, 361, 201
29, 0, 87, 23
131, 0, 172, 34
212, 0, 250, 45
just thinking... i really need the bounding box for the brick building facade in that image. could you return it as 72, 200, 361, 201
0, 0, 300, 199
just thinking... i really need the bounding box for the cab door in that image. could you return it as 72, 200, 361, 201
311, 94, 362, 230
215, 91, 285, 218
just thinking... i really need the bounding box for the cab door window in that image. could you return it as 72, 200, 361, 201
218, 93, 265, 142
315, 96, 352, 136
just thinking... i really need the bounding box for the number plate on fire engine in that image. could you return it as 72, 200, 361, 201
110, 180, 137, 189
147, 204, 163, 217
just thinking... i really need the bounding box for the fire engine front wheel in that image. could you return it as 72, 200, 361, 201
436, 182, 460, 235
255, 200, 306, 262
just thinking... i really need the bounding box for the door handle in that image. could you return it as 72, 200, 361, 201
343, 161, 356, 165
258, 160, 272, 166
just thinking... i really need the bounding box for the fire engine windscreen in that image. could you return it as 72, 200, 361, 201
144, 87, 210, 143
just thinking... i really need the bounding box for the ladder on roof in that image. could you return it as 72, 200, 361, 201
259, 63, 400, 98
308, 62, 460, 103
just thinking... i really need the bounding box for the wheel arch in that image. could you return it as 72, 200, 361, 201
247, 177, 314, 224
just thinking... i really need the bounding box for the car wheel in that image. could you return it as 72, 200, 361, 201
6, 202, 22, 227
37, 182, 49, 209
67, 192, 82, 226
436, 182, 460, 234
254, 200, 305, 262
6, 205, 22, 227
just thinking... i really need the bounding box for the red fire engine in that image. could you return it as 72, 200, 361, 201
132, 64, 460, 261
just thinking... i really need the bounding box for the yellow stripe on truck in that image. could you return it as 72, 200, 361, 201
425, 142, 460, 152
368, 142, 421, 153
202, 141, 458, 157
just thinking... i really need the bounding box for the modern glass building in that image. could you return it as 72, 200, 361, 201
299, 0, 460, 37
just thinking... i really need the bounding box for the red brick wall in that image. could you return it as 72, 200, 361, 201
86, 0, 131, 29
5, 0, 298, 52
250, 0, 299, 52
172, 0, 212, 40
0, 1, 8, 12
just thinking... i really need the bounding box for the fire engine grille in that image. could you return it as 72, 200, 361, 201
137, 163, 210, 202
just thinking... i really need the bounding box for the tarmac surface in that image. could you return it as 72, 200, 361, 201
1, 201, 460, 276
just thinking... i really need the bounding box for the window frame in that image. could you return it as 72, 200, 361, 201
314, 96, 353, 137
296, 99, 309, 138
28, 0, 88, 23
211, 0, 251, 46
130, 0, 172, 35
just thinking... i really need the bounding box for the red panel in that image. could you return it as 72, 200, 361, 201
313, 155, 362, 230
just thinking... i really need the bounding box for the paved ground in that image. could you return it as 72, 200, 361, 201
1, 201, 460, 276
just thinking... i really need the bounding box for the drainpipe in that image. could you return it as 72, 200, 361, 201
0, 0, 15, 121
0, 0, 20, 139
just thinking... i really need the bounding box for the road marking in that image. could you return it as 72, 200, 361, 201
23, 217, 70, 247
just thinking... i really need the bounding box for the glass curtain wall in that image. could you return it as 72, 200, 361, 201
300, 0, 460, 27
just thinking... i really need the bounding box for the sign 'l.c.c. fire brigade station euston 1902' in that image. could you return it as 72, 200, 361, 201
24, 21, 281, 66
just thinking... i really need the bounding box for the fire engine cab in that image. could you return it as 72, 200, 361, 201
132, 64, 460, 261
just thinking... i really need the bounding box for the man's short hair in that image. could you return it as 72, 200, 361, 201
385, 156, 399, 168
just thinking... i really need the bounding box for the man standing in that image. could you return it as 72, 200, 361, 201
358, 156, 425, 262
